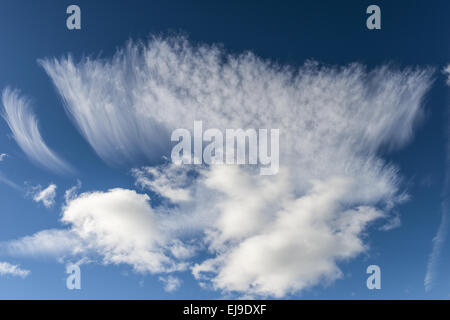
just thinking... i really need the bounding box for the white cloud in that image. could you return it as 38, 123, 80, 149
3, 188, 191, 274
31, 184, 57, 208
190, 168, 386, 296
424, 65, 450, 292
0, 171, 20, 190
159, 275, 182, 292
0, 261, 30, 278
40, 38, 432, 166
10, 36, 433, 297
133, 165, 193, 202
64, 180, 81, 202
0, 153, 20, 190
379, 212, 401, 231
60, 188, 188, 273
2, 229, 83, 258
1, 88, 73, 174
444, 65, 450, 86
424, 211, 448, 292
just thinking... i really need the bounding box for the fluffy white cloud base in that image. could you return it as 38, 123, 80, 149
4, 188, 191, 274
4, 37, 433, 297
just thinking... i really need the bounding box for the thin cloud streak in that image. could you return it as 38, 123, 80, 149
1, 87, 74, 175
424, 67, 450, 292
0, 171, 21, 191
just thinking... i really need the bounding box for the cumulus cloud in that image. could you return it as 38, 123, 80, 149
30, 184, 57, 208
60, 188, 189, 273
8, 36, 432, 296
1, 88, 73, 174
3, 188, 191, 273
191, 172, 385, 296
0, 261, 30, 278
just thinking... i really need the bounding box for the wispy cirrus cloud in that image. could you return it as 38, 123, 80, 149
2, 36, 434, 297
0, 153, 20, 190
0, 171, 20, 190
424, 66, 450, 292
1, 87, 74, 175
0, 261, 30, 278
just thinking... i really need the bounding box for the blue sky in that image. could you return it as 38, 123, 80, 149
0, 0, 449, 299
